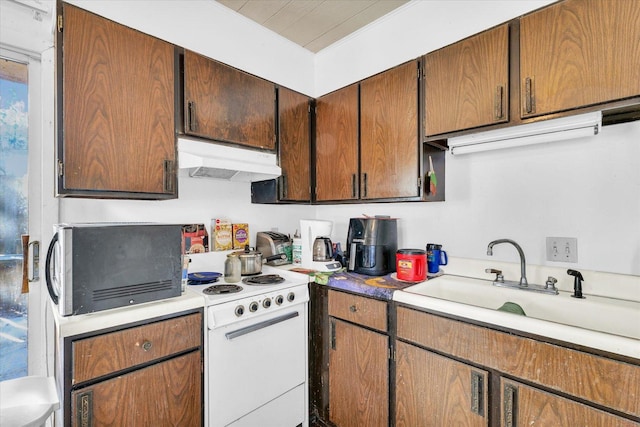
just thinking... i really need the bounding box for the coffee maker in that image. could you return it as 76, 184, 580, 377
300, 219, 342, 272
347, 217, 398, 276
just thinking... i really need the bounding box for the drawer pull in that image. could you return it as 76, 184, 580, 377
349, 305, 357, 313
142, 340, 153, 352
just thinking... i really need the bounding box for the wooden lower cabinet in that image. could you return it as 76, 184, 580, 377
501, 378, 638, 427
71, 351, 201, 427
395, 341, 488, 427
329, 318, 389, 427
62, 311, 203, 427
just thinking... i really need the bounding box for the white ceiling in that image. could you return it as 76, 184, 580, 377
215, 0, 410, 53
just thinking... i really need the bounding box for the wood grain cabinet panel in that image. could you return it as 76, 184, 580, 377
424, 24, 509, 136
501, 379, 639, 427
520, 0, 640, 117
71, 351, 202, 427
60, 4, 176, 198
396, 341, 488, 427
278, 87, 311, 201
72, 312, 201, 384
328, 290, 387, 332
397, 306, 640, 419
360, 60, 420, 199
184, 50, 276, 150
315, 85, 359, 201
329, 318, 388, 427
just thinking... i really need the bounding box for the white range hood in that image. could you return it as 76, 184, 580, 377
178, 137, 281, 182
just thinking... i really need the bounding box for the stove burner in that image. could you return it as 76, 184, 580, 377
203, 284, 243, 295
242, 274, 285, 285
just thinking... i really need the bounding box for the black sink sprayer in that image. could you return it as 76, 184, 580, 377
567, 269, 585, 299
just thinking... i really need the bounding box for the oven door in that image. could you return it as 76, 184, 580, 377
207, 303, 308, 427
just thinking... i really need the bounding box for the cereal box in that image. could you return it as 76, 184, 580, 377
212, 219, 233, 251
232, 223, 250, 249
181, 224, 209, 254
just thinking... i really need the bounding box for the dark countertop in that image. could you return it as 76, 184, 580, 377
322, 271, 417, 300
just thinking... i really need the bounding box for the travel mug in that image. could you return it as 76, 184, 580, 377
426, 243, 448, 274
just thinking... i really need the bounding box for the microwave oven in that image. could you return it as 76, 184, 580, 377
45, 223, 182, 316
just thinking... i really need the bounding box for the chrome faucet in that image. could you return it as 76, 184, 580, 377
485, 239, 558, 295
487, 239, 528, 287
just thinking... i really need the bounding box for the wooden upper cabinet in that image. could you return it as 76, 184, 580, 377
278, 88, 311, 201
520, 0, 640, 117
425, 24, 509, 136
183, 50, 276, 150
360, 60, 420, 199
315, 84, 359, 202
59, 4, 176, 198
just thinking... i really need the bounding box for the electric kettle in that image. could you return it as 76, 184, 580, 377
313, 237, 333, 261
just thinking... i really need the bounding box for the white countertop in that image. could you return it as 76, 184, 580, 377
52, 290, 205, 338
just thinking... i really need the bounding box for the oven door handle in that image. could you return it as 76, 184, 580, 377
225, 311, 299, 340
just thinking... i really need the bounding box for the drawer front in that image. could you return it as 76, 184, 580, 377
328, 290, 387, 332
73, 312, 202, 384
397, 306, 640, 418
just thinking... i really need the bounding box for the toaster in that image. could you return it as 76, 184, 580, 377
256, 231, 292, 265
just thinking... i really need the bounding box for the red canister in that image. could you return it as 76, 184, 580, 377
396, 249, 427, 282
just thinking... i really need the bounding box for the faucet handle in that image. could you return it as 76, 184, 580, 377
485, 268, 504, 282
545, 276, 558, 290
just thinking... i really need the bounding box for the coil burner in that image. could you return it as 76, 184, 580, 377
203, 284, 243, 295
242, 274, 285, 285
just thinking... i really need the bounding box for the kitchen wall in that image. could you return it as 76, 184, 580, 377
60, 0, 640, 277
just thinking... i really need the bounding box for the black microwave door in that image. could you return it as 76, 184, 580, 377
71, 224, 182, 314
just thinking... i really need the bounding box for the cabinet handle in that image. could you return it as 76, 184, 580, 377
330, 319, 336, 350
163, 159, 175, 193
188, 101, 197, 132
349, 305, 357, 313
362, 173, 368, 198
351, 174, 357, 198
76, 390, 93, 427
21, 235, 30, 293
470, 371, 484, 416
503, 383, 518, 427
495, 85, 504, 120
142, 340, 153, 351
524, 77, 534, 114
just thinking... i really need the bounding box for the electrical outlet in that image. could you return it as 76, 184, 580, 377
546, 237, 578, 263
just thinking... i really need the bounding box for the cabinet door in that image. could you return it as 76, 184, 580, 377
315, 85, 359, 201
425, 24, 509, 136
396, 341, 488, 427
184, 50, 276, 150
501, 378, 639, 427
360, 61, 420, 200
278, 88, 311, 201
71, 351, 202, 427
60, 4, 176, 198
329, 318, 388, 427
520, 0, 640, 117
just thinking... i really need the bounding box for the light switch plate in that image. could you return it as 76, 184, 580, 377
546, 237, 578, 263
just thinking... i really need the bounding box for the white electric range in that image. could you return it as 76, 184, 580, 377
187, 263, 310, 427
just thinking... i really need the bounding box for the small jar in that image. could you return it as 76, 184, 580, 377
224, 254, 241, 283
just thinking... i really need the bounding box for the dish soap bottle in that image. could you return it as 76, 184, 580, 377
292, 230, 302, 266
224, 253, 241, 283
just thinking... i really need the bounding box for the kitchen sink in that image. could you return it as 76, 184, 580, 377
393, 275, 640, 358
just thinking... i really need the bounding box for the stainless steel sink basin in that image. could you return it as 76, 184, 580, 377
393, 275, 640, 358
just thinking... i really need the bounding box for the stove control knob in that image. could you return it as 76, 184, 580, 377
287, 292, 295, 303
235, 305, 245, 317
275, 295, 284, 305
249, 301, 259, 312
263, 299, 272, 309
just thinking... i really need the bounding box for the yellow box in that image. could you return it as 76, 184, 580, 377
233, 223, 250, 249
212, 219, 233, 251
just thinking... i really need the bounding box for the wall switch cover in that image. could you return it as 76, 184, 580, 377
546, 237, 578, 263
